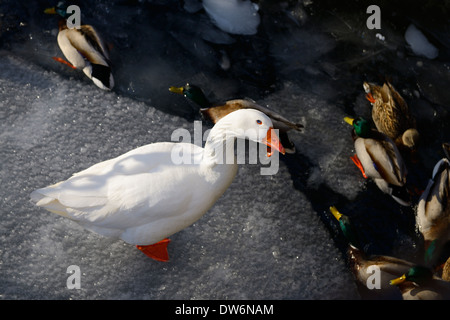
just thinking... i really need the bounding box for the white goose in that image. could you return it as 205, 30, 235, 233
30, 109, 285, 261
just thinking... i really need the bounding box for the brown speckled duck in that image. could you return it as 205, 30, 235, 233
443, 257, 450, 281
363, 81, 419, 152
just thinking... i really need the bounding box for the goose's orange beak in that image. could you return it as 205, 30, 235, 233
262, 128, 285, 157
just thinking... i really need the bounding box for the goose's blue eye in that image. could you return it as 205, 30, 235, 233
256, 120, 262, 125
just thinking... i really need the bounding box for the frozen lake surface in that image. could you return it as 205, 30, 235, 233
0, 0, 449, 300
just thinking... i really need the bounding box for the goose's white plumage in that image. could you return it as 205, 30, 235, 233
30, 109, 284, 260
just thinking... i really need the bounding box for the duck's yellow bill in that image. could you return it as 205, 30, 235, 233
329, 206, 343, 221
389, 274, 406, 286
344, 117, 355, 126
262, 127, 285, 157
44, 7, 56, 14
169, 86, 184, 94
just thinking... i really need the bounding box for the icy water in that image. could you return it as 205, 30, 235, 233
0, 0, 449, 300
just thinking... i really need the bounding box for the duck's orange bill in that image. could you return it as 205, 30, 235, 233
52, 56, 77, 69
136, 238, 171, 262
350, 154, 367, 179
366, 93, 376, 104
262, 127, 285, 157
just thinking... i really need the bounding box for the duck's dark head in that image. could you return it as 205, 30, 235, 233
329, 206, 360, 249
390, 266, 433, 287
344, 117, 371, 138
169, 83, 210, 109
44, 1, 70, 18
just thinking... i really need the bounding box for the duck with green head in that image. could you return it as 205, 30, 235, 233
45, 1, 114, 90
416, 142, 450, 268
169, 83, 303, 154
344, 116, 410, 206
329, 206, 361, 249
390, 265, 450, 299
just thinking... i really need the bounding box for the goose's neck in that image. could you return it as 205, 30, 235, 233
203, 121, 237, 166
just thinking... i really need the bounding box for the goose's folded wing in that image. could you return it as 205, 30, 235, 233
30, 143, 203, 226
30, 174, 109, 221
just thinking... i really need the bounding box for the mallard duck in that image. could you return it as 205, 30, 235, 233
30, 109, 285, 262
169, 83, 303, 153
363, 81, 419, 152
347, 246, 415, 295
344, 116, 410, 206
329, 206, 361, 249
390, 265, 450, 299
45, 1, 114, 90
416, 142, 450, 266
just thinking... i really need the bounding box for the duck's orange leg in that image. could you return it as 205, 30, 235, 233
350, 154, 368, 179
137, 238, 171, 262
52, 56, 77, 69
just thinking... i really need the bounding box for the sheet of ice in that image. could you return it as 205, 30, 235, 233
405, 24, 439, 59
260, 82, 364, 201
0, 51, 358, 299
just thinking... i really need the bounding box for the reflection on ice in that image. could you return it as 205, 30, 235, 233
202, 0, 260, 36
404, 24, 439, 60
